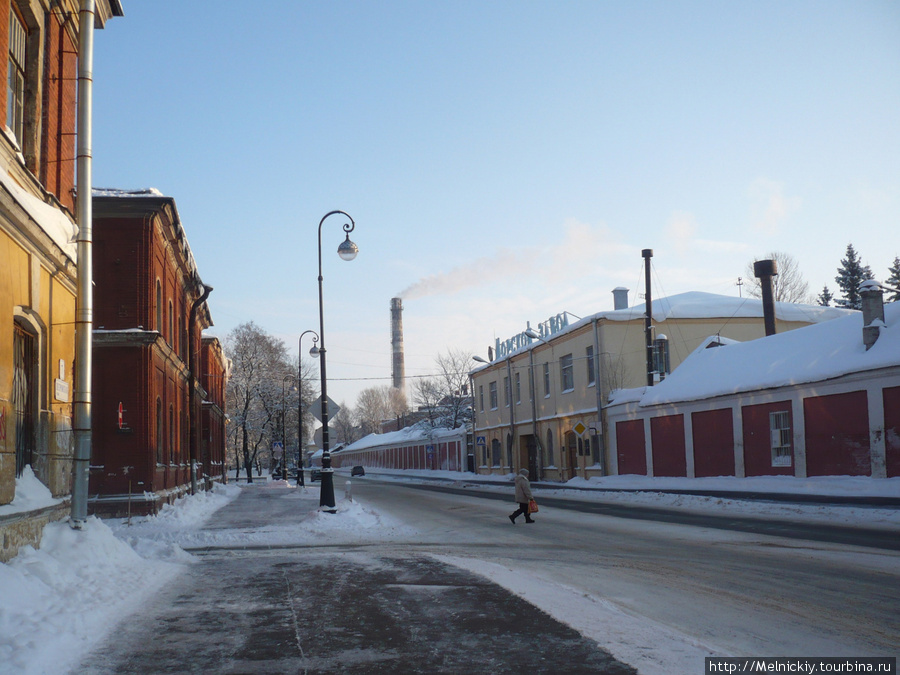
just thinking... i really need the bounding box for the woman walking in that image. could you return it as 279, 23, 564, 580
509, 468, 535, 524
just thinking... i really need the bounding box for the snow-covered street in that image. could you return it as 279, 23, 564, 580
1, 471, 898, 674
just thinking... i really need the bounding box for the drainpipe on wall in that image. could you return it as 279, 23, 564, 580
70, 0, 96, 528
188, 283, 213, 495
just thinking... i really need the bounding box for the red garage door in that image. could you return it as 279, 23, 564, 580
692, 409, 735, 477
886, 387, 900, 478
742, 401, 795, 477
804, 391, 870, 477
651, 414, 687, 477
616, 420, 647, 475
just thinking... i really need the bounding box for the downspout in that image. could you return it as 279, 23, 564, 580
592, 318, 605, 475
71, 0, 95, 528
188, 283, 213, 495
506, 356, 515, 471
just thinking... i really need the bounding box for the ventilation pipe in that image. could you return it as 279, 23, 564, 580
390, 297, 405, 392
753, 259, 778, 337
612, 287, 629, 310
860, 280, 885, 351
642, 249, 654, 387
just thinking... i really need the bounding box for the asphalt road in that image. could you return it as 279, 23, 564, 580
345, 476, 900, 660
76, 478, 900, 674
75, 484, 636, 675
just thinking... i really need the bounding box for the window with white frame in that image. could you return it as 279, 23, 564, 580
503, 376, 510, 407
560, 354, 574, 392
769, 411, 792, 467
586, 346, 595, 386
514, 371, 521, 404
543, 362, 550, 397
489, 381, 498, 410
7, 8, 26, 144
479, 385, 484, 412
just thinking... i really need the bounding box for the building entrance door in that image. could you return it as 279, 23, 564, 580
13, 324, 35, 477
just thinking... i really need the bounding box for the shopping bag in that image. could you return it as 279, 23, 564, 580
528, 498, 539, 514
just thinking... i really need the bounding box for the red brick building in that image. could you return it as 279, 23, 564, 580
200, 336, 228, 487
89, 189, 225, 515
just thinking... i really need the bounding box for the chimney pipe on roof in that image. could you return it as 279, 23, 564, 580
642, 249, 654, 386
753, 259, 778, 336
612, 287, 629, 310
860, 280, 885, 351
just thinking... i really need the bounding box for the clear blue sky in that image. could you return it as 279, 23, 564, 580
91, 1, 900, 408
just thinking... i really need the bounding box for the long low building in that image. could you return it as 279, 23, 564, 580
328, 425, 468, 473
606, 284, 899, 479
470, 290, 852, 482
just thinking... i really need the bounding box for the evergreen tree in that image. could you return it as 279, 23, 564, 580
887, 256, 900, 302
816, 285, 834, 307
834, 244, 873, 310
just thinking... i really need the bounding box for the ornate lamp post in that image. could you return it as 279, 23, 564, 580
297, 329, 319, 486
316, 211, 358, 510
280, 375, 295, 480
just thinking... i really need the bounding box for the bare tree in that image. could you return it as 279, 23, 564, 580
412, 348, 474, 429
744, 251, 812, 303
331, 401, 361, 446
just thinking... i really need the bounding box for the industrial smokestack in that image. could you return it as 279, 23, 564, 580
753, 259, 778, 336
390, 298, 405, 392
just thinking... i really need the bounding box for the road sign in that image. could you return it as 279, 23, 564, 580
272, 441, 284, 459
573, 421, 587, 437
310, 395, 342, 424
476, 435, 486, 446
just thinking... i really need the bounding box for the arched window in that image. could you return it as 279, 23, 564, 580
545, 429, 554, 467
491, 438, 501, 467
169, 404, 175, 464
156, 397, 163, 464
155, 280, 162, 331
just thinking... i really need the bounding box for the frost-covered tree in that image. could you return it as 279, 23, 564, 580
355, 385, 407, 436
816, 285, 834, 307
834, 244, 874, 310
886, 256, 900, 302
331, 401, 362, 446
744, 251, 811, 303
225, 321, 296, 482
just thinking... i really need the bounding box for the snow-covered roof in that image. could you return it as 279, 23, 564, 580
342, 424, 465, 453
92, 187, 164, 198
473, 291, 853, 370
602, 291, 852, 324
628, 302, 900, 407
0, 166, 77, 261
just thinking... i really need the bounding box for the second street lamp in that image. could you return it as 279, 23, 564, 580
316, 210, 358, 510
281, 375, 294, 481
297, 329, 319, 487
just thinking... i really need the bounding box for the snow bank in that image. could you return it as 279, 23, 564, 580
0, 467, 63, 517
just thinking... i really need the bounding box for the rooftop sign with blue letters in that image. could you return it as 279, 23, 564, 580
494, 312, 569, 360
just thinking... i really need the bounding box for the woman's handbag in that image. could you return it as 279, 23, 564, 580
528, 498, 539, 514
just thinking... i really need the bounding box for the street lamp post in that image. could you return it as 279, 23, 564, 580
297, 329, 319, 487
281, 375, 294, 480
316, 210, 358, 510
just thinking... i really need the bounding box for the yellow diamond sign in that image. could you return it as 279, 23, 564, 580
573, 421, 587, 436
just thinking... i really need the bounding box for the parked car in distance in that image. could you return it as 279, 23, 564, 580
351, 465, 365, 477
310, 468, 322, 482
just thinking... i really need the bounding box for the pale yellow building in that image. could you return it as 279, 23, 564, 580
470, 291, 851, 482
